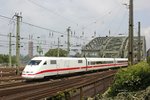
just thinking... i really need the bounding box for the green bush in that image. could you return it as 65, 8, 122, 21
108, 62, 150, 96
147, 56, 150, 65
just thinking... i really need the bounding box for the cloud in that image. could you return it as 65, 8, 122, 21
135, 0, 150, 11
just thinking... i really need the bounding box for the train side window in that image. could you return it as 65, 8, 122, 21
91, 61, 95, 65
102, 61, 113, 64
88, 61, 95, 65
78, 60, 82, 63
96, 61, 102, 64
117, 61, 127, 63
51, 60, 57, 64
88, 62, 90, 65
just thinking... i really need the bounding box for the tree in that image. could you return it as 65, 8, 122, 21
0, 54, 16, 66
147, 56, 150, 65
74, 52, 82, 57
20, 55, 31, 65
45, 48, 67, 57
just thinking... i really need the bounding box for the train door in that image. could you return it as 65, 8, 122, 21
48, 59, 58, 76
57, 59, 69, 75
64, 59, 70, 74
39, 60, 57, 77
113, 58, 117, 67
56, 59, 62, 75
55, 59, 59, 75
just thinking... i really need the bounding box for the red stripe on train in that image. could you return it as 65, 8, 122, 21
22, 63, 127, 76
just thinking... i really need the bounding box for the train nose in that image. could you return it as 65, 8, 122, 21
22, 70, 34, 74
21, 70, 36, 79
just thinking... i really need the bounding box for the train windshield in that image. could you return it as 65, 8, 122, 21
27, 60, 42, 65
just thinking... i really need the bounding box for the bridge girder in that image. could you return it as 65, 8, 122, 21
82, 36, 146, 61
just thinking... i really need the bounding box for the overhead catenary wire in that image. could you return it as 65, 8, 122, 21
0, 14, 91, 42
27, 0, 79, 26
0, 14, 66, 35
114, 11, 128, 34
0, 0, 129, 55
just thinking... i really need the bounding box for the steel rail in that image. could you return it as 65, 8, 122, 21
0, 70, 116, 100
5, 71, 113, 100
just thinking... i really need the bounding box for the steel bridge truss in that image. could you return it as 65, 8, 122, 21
82, 36, 146, 61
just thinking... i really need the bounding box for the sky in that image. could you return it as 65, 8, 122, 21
0, 0, 150, 56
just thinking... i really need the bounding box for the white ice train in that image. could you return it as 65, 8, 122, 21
21, 57, 128, 79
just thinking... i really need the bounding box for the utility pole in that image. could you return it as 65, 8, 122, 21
128, 0, 134, 65
67, 27, 71, 57
57, 37, 60, 57
37, 36, 43, 56
15, 13, 22, 73
9, 33, 12, 67
109, 30, 111, 37
28, 35, 33, 58
137, 22, 141, 62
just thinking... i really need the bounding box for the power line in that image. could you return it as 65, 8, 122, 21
0, 14, 13, 20
0, 13, 105, 54
0, 14, 84, 39
28, 0, 79, 26
0, 14, 66, 35
114, 10, 128, 34
0, 14, 93, 44
81, 11, 112, 30
0, 33, 9, 37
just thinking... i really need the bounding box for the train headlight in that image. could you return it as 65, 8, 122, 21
24, 71, 33, 74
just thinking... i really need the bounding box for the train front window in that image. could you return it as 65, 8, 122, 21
28, 60, 42, 65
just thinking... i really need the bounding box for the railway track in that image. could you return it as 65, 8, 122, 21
0, 76, 23, 81
0, 80, 27, 89
0, 70, 116, 100
0, 67, 24, 83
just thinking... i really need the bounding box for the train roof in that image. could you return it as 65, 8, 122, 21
31, 57, 85, 60
31, 57, 127, 61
